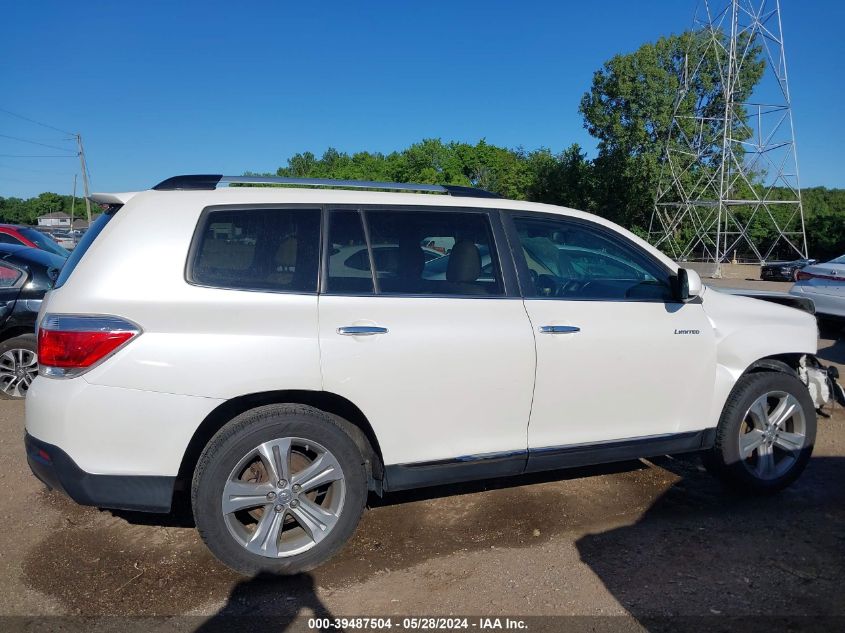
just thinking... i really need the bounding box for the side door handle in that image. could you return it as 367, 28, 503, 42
538, 325, 580, 334
337, 326, 389, 336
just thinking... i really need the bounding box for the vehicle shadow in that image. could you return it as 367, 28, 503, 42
817, 335, 845, 365
575, 455, 845, 631
195, 573, 335, 632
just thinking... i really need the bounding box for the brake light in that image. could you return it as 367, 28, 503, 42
796, 270, 843, 282
37, 314, 141, 377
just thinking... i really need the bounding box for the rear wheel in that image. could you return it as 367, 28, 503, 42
192, 404, 367, 575
0, 334, 37, 400
704, 372, 816, 493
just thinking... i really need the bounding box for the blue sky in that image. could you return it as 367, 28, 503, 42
1, 0, 843, 198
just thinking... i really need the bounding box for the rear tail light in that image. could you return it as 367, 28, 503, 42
37, 314, 141, 377
796, 270, 843, 282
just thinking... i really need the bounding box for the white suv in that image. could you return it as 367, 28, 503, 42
25, 175, 839, 574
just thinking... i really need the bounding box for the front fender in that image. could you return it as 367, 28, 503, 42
702, 287, 817, 426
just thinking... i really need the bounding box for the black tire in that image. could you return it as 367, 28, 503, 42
703, 371, 816, 493
0, 334, 38, 400
192, 404, 367, 575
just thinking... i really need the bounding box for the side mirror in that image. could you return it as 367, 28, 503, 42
675, 268, 702, 302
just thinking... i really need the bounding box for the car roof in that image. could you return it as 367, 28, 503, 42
90, 184, 680, 273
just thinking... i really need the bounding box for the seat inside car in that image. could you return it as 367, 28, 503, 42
446, 240, 484, 295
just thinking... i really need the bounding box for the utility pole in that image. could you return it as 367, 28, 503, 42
70, 174, 77, 237
76, 134, 92, 223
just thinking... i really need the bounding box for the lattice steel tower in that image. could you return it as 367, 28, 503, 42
649, 0, 807, 268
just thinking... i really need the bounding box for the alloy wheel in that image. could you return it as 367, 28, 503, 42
739, 390, 806, 480
0, 348, 37, 398
221, 437, 346, 558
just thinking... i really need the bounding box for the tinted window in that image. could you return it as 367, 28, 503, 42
0, 233, 23, 245
54, 209, 115, 289
19, 228, 70, 257
0, 262, 23, 288
365, 210, 503, 296
326, 211, 373, 294
191, 208, 320, 292
513, 216, 672, 301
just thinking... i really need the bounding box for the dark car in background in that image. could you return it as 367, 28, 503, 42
760, 258, 817, 281
0, 224, 70, 258
0, 244, 65, 399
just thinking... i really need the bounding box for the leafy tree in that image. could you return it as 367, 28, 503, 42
579, 31, 765, 233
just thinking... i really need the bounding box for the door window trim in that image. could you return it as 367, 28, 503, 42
501, 210, 680, 304
320, 204, 521, 299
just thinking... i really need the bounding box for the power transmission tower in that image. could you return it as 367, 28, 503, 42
649, 0, 807, 271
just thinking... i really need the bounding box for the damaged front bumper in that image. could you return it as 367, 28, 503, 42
799, 355, 845, 410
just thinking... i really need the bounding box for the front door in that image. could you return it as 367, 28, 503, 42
505, 213, 716, 453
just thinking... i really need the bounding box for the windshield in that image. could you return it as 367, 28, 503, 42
19, 228, 70, 258
829, 255, 845, 265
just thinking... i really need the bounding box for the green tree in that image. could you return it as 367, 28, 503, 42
580, 31, 765, 232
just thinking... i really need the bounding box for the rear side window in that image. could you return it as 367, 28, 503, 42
326, 210, 374, 294
54, 209, 116, 289
189, 208, 320, 293
365, 210, 504, 296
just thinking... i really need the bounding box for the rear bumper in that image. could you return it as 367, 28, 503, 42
25, 432, 175, 512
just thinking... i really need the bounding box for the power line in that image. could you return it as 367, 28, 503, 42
0, 107, 75, 136
0, 154, 75, 158
0, 163, 76, 175
0, 133, 75, 153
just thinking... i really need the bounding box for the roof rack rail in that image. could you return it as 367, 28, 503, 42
151, 175, 501, 198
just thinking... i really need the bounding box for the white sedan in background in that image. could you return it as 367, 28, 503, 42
790, 255, 845, 317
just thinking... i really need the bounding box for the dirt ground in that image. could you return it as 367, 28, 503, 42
2, 277, 844, 630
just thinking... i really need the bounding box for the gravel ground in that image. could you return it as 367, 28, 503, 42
2, 277, 843, 630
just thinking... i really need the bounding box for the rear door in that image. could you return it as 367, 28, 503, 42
318, 207, 536, 482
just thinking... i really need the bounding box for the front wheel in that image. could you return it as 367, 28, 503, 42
704, 372, 816, 493
192, 404, 367, 575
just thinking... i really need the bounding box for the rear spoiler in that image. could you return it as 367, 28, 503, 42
87, 192, 139, 206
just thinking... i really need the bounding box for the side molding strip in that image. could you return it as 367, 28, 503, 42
383, 430, 714, 492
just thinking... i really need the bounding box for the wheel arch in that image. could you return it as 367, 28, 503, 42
742, 353, 804, 378
175, 390, 385, 502
0, 326, 36, 344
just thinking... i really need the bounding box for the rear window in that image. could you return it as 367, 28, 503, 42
19, 228, 70, 257
0, 262, 23, 288
53, 209, 117, 289
189, 208, 321, 293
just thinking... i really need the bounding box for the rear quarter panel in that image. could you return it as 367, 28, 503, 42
41, 191, 323, 399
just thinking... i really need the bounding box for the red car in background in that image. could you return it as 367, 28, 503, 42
0, 225, 69, 258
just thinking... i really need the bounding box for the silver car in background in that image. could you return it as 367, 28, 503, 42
790, 255, 845, 317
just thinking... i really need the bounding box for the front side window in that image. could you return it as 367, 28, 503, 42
190, 208, 320, 292
512, 216, 672, 301
365, 210, 504, 296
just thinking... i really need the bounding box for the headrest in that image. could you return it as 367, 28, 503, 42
447, 240, 482, 283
